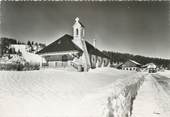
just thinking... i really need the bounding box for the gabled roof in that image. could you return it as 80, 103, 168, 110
36, 34, 82, 54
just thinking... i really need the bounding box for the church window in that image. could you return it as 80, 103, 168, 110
76, 29, 79, 35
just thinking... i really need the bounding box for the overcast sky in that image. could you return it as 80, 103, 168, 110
1, 1, 170, 59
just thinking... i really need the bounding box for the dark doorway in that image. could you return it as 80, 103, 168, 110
62, 55, 68, 68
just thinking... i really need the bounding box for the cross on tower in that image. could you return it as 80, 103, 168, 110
75, 17, 79, 22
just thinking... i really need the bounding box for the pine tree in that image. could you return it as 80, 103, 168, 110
27, 41, 31, 46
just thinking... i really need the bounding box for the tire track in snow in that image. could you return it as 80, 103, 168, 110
132, 74, 170, 117
151, 74, 170, 117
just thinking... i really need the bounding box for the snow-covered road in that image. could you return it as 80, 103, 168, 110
132, 75, 163, 117
132, 74, 170, 117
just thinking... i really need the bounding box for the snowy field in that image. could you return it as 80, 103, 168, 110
157, 70, 170, 79
0, 68, 145, 117
153, 74, 170, 96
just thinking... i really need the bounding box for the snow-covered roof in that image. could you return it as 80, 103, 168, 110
85, 41, 110, 59
129, 60, 141, 65
143, 63, 157, 69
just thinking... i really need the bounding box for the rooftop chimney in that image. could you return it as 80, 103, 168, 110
93, 39, 96, 48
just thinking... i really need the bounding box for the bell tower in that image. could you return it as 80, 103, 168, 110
73, 17, 85, 50
72, 17, 91, 71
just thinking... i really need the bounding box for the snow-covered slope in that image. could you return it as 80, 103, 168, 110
22, 51, 46, 64
0, 68, 145, 117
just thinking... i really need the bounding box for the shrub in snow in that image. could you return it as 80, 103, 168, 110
22, 62, 40, 71
0, 62, 40, 71
0, 63, 19, 71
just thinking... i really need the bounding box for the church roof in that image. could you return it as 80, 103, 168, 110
85, 41, 110, 58
79, 21, 85, 28
36, 34, 83, 54
37, 34, 110, 59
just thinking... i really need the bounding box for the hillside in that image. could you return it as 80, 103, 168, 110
103, 51, 170, 69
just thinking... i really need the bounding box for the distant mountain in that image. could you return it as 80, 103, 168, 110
102, 51, 170, 69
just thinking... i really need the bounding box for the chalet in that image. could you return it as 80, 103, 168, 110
121, 60, 141, 71
37, 17, 110, 71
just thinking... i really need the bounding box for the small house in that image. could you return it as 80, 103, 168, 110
121, 60, 141, 71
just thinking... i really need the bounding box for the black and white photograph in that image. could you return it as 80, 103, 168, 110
0, 0, 170, 117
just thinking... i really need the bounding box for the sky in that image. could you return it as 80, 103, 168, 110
1, 1, 170, 59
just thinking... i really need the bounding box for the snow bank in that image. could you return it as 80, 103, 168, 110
100, 72, 145, 117
0, 68, 145, 117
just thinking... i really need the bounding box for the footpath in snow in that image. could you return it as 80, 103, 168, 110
132, 74, 170, 117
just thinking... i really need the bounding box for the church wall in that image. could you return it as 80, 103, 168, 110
96, 56, 103, 67
89, 55, 110, 68
103, 58, 110, 67
41, 54, 74, 68
44, 54, 74, 62
44, 60, 72, 68
89, 54, 97, 69
107, 59, 110, 67
48, 61, 56, 68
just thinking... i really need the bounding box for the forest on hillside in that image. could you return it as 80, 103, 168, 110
103, 51, 170, 69
0, 37, 46, 54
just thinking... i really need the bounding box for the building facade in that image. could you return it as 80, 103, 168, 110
122, 60, 141, 71
142, 63, 157, 73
